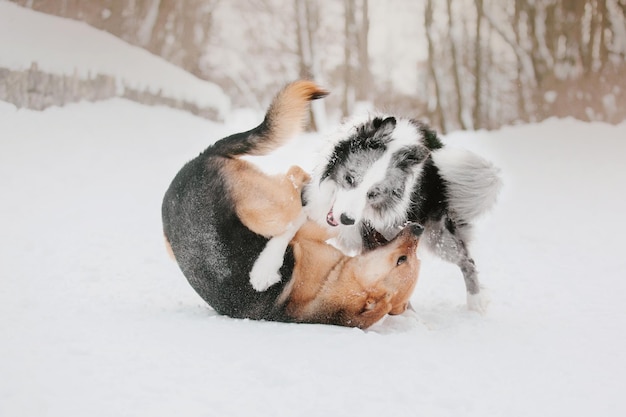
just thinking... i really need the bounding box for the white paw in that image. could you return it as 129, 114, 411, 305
467, 291, 490, 314
249, 211, 307, 292
249, 267, 281, 292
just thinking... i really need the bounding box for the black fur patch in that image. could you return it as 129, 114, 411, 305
321, 117, 396, 181
408, 156, 449, 223
409, 119, 444, 150
391, 145, 429, 173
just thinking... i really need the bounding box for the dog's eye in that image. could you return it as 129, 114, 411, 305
392, 188, 403, 198
345, 173, 354, 186
396, 255, 407, 266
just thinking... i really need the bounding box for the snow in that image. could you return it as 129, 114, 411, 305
0, 2, 230, 117
1, 98, 625, 416
2, 4, 626, 416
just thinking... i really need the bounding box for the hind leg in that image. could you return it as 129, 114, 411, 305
424, 217, 488, 313
225, 162, 310, 237
250, 210, 307, 291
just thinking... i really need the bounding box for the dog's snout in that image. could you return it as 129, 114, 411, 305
406, 223, 424, 237
409, 223, 424, 237
340, 213, 355, 225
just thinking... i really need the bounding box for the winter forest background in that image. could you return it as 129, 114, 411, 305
4, 0, 626, 132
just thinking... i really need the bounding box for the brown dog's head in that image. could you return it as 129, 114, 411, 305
346, 223, 423, 316
285, 222, 422, 329
313, 223, 422, 328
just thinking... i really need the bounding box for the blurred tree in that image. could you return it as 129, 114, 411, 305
295, 0, 327, 130
424, 0, 446, 132
446, 0, 468, 130
473, 0, 483, 129
13, 0, 626, 129
341, 0, 370, 118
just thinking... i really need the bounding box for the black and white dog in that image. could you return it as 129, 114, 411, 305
303, 115, 501, 312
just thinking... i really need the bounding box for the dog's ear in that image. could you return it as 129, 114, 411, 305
372, 116, 396, 138
393, 145, 429, 172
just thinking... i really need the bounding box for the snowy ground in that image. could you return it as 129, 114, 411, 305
1, 98, 625, 416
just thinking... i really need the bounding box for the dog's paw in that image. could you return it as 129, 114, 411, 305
249, 268, 281, 292
467, 291, 490, 314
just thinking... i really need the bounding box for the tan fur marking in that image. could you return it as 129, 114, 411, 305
164, 235, 176, 261
282, 236, 346, 318
223, 160, 310, 237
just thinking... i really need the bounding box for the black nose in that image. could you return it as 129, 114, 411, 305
407, 223, 424, 237
340, 213, 355, 225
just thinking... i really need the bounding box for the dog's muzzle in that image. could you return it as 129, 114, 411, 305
326, 209, 339, 227
326, 208, 356, 227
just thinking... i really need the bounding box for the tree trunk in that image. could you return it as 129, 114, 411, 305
514, 0, 529, 122
342, 0, 355, 118
295, 0, 325, 131
446, 0, 467, 130
425, 0, 446, 133
356, 0, 371, 102
473, 0, 483, 129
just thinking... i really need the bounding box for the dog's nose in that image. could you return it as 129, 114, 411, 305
409, 223, 424, 236
403, 222, 424, 237
340, 213, 355, 225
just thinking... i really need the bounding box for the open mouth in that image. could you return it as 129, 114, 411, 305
326, 208, 339, 227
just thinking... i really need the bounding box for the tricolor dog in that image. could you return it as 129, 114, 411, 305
303, 115, 502, 312
162, 81, 423, 328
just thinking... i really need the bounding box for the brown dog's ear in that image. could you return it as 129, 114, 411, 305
350, 292, 393, 329
389, 301, 409, 316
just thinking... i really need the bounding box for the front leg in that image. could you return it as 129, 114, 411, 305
249, 210, 307, 291
227, 163, 310, 237
424, 216, 489, 313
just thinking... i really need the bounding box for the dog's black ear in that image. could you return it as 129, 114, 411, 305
373, 116, 396, 131
372, 117, 396, 142
410, 119, 444, 150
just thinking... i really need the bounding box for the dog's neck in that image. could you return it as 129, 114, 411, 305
278, 235, 347, 318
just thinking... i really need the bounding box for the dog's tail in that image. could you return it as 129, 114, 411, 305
211, 80, 328, 157
432, 147, 502, 221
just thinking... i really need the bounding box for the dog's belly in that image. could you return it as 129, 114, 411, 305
172, 215, 293, 320
162, 158, 292, 321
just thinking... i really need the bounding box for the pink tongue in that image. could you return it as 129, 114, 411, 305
326, 209, 339, 227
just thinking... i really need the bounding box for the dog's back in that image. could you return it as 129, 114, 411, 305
162, 81, 327, 320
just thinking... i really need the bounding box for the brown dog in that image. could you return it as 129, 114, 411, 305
162, 80, 422, 328
280, 220, 421, 328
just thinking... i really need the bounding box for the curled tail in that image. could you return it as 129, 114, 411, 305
211, 80, 328, 158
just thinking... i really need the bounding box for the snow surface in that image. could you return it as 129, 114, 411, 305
0, 2, 230, 117
1, 98, 625, 416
